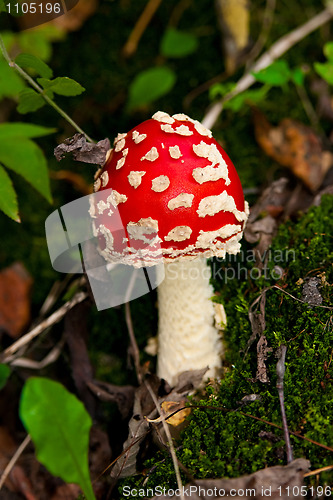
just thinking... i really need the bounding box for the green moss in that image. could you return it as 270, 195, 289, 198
119, 195, 333, 497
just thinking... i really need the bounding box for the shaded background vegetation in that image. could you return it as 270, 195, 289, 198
0, 0, 332, 498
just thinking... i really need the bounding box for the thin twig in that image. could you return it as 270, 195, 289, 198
273, 285, 333, 310
145, 380, 185, 500
0, 34, 94, 143
1, 292, 88, 361
38, 275, 75, 320
245, 0, 276, 69
159, 404, 333, 453
295, 83, 320, 130
304, 464, 333, 477
276, 345, 293, 463
202, 7, 333, 129
9, 338, 65, 369
0, 435, 31, 491
122, 0, 163, 57
125, 302, 143, 384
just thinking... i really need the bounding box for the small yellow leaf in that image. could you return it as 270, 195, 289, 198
161, 401, 191, 427
146, 401, 191, 426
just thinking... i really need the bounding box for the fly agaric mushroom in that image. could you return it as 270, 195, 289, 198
90, 111, 248, 386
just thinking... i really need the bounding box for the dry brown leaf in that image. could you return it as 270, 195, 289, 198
244, 178, 289, 263
110, 369, 208, 481
151, 458, 310, 499
243, 178, 314, 267
147, 401, 191, 427
54, 134, 111, 166
0, 263, 32, 338
110, 374, 161, 481
253, 109, 333, 191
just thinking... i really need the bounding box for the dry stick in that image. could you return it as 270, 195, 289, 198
145, 381, 185, 500
245, 0, 276, 69
122, 0, 163, 57
9, 338, 66, 369
0, 435, 31, 491
1, 292, 88, 361
295, 81, 320, 130
273, 285, 333, 310
238, 410, 333, 453
304, 464, 333, 477
184, 0, 276, 109
125, 302, 143, 385
38, 275, 76, 320
202, 7, 333, 129
276, 345, 293, 464
124, 269, 143, 384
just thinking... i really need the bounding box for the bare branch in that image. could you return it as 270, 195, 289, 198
1, 292, 88, 361
202, 7, 333, 129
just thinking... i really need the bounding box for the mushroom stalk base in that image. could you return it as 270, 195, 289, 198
157, 258, 222, 387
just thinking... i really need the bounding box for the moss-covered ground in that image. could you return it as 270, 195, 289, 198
119, 195, 333, 496
0, 0, 332, 496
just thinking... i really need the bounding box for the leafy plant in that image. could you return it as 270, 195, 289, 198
252, 60, 296, 86
314, 41, 333, 84
20, 377, 96, 500
209, 59, 305, 113
160, 27, 198, 58
0, 34, 88, 221
0, 123, 54, 221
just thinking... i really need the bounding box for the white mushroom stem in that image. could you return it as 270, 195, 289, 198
157, 258, 222, 386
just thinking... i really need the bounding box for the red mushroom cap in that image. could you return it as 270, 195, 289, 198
90, 111, 248, 267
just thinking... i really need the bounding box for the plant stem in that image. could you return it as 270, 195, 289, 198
0, 435, 31, 491
145, 380, 185, 500
0, 33, 94, 143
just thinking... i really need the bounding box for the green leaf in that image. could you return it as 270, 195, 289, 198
0, 164, 20, 222
314, 61, 333, 85
160, 28, 199, 58
0, 138, 52, 203
37, 77, 85, 96
20, 378, 95, 500
224, 86, 270, 112
17, 89, 46, 114
0, 122, 56, 139
323, 42, 333, 61
18, 31, 52, 61
127, 66, 176, 110
0, 364, 11, 389
15, 53, 53, 79
0, 59, 25, 99
209, 82, 235, 100
291, 67, 305, 87
252, 60, 291, 86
